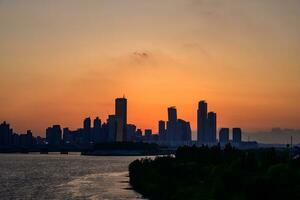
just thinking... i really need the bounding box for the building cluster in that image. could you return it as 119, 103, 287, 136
47, 97, 140, 145
0, 97, 248, 149
219, 128, 242, 144
158, 106, 192, 146
0, 121, 43, 147
197, 101, 217, 144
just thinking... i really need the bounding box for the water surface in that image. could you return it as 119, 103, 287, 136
0, 153, 144, 200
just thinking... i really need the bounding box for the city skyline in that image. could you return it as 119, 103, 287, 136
1, 0, 300, 135
1, 95, 299, 137
1, 97, 248, 149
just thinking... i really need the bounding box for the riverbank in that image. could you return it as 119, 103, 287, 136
129, 145, 300, 200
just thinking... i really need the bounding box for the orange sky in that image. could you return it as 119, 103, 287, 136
0, 0, 300, 135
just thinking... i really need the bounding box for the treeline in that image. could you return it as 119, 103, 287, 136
129, 144, 300, 200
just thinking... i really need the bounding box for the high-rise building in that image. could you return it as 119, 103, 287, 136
168, 107, 177, 122
177, 119, 192, 142
232, 128, 242, 143
219, 128, 229, 144
197, 101, 208, 143
126, 124, 136, 142
84, 117, 91, 130
0, 121, 12, 145
158, 120, 166, 141
46, 125, 62, 145
167, 106, 177, 141
107, 115, 117, 142
93, 117, 101, 129
20, 130, 34, 146
115, 97, 127, 142
92, 117, 102, 143
207, 112, 217, 144
83, 117, 91, 143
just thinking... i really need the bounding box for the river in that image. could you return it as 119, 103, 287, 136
0, 153, 145, 200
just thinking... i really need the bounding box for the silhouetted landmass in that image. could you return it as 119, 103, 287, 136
129, 144, 300, 200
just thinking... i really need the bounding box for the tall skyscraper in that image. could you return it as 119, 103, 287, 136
115, 97, 127, 142
167, 106, 177, 141
207, 112, 217, 144
233, 128, 242, 143
158, 120, 166, 141
168, 107, 177, 122
197, 100, 208, 143
83, 117, 91, 142
177, 119, 192, 142
219, 128, 229, 144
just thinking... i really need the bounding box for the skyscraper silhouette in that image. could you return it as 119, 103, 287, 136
207, 112, 217, 143
167, 106, 177, 141
219, 128, 229, 144
93, 117, 101, 129
197, 101, 208, 143
158, 120, 166, 141
107, 115, 117, 142
46, 125, 62, 145
233, 128, 242, 143
0, 121, 12, 145
115, 97, 127, 142
93, 117, 102, 143
83, 117, 91, 142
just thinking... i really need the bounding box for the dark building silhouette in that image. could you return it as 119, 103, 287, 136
94, 117, 101, 129
177, 119, 192, 142
197, 101, 208, 143
107, 115, 117, 142
144, 129, 152, 141
63, 128, 71, 143
92, 117, 102, 143
46, 125, 62, 145
167, 106, 177, 141
83, 117, 91, 143
19, 130, 34, 146
164, 107, 192, 145
115, 97, 127, 142
0, 121, 13, 145
158, 120, 166, 141
219, 128, 230, 144
207, 112, 217, 143
232, 128, 242, 143
135, 129, 143, 142
12, 133, 20, 146
126, 124, 136, 142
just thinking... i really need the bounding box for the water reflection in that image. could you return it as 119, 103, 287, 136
0, 154, 145, 200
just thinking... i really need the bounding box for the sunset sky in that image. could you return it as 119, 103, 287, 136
0, 0, 299, 136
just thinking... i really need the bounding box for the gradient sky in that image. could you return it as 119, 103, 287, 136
0, 0, 299, 136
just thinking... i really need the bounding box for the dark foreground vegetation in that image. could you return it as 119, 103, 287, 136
129, 145, 300, 200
